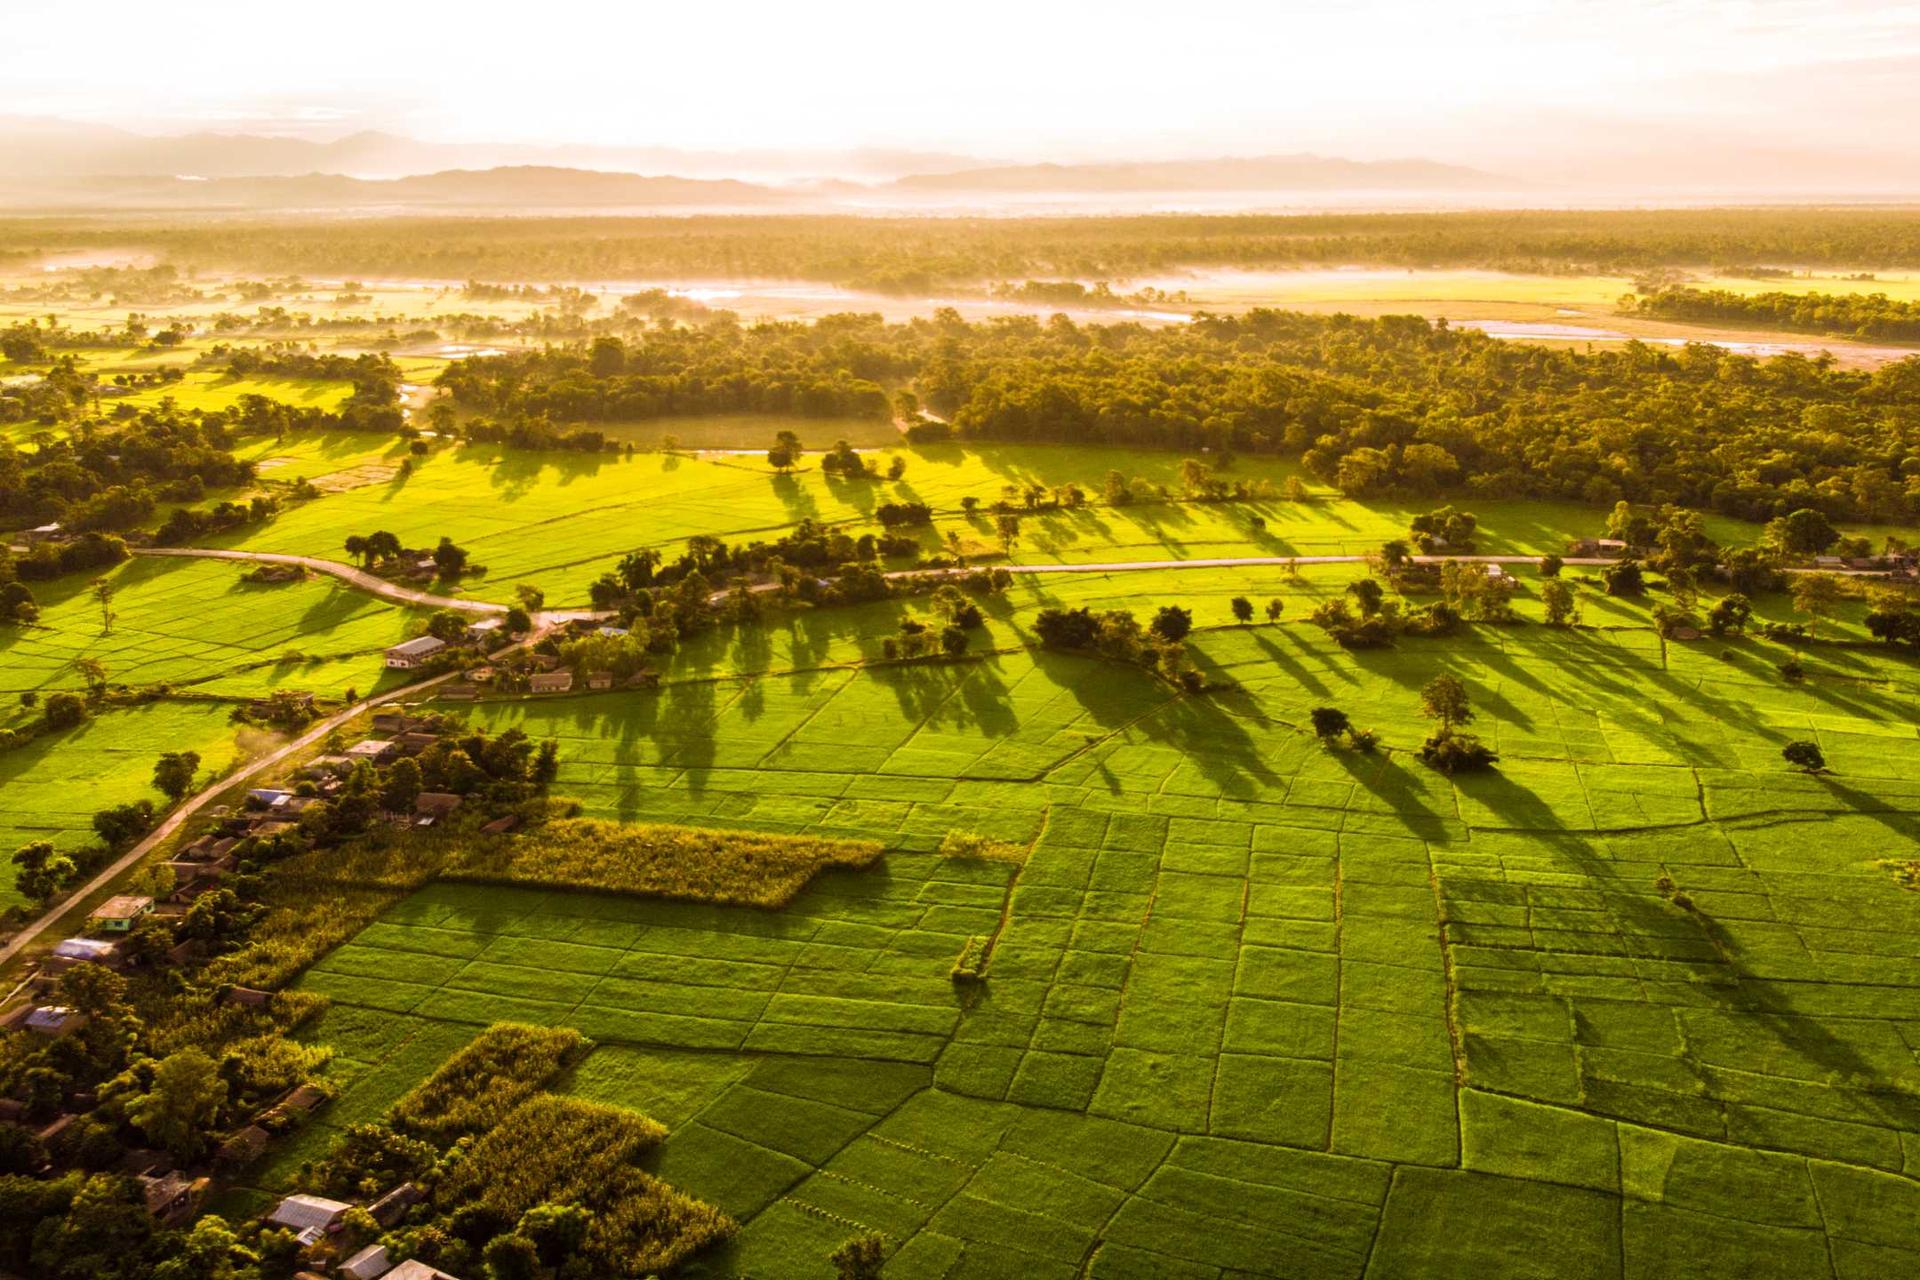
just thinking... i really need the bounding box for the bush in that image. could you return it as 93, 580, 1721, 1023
1417, 728, 1500, 774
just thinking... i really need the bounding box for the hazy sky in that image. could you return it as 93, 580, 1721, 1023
5, 0, 1920, 168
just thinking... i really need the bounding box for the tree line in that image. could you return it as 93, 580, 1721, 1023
1628, 286, 1920, 343
25, 208, 1920, 290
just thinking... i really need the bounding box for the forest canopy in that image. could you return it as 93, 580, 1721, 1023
443, 309, 1920, 523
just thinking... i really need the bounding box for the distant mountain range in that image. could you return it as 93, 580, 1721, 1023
0, 116, 981, 183
0, 166, 795, 211
891, 155, 1508, 193
0, 120, 1520, 212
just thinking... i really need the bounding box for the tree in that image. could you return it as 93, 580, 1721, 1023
831, 1233, 887, 1280
1707, 593, 1753, 637
151, 751, 200, 803
1602, 558, 1645, 597
71, 656, 108, 693
994, 512, 1021, 553
1149, 606, 1193, 643
481, 1234, 542, 1280
1537, 554, 1563, 578
1, 580, 38, 624
150, 1216, 256, 1280
42, 692, 87, 729
515, 583, 546, 612
1420, 674, 1472, 729
886, 455, 907, 481
13, 840, 76, 902
433, 537, 469, 579
1265, 598, 1284, 624
1791, 572, 1844, 639
767, 443, 795, 473
1541, 580, 1577, 627
426, 610, 469, 643
92, 801, 154, 848
380, 757, 424, 813
364, 530, 403, 563
1409, 506, 1477, 554
1230, 596, 1254, 625
940, 625, 969, 657
344, 535, 370, 566
128, 1048, 227, 1160
503, 605, 532, 635
1766, 507, 1839, 556
1378, 540, 1412, 575
1346, 578, 1384, 618
1309, 707, 1350, 739
1782, 740, 1826, 773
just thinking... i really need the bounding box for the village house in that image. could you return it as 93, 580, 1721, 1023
216, 1124, 270, 1167
587, 669, 614, 690
386, 1260, 464, 1280
340, 1244, 393, 1280
414, 792, 463, 823
384, 635, 447, 669
346, 738, 398, 764
467, 616, 505, 641
394, 730, 443, 756
139, 1170, 209, 1227
265, 1192, 352, 1245
89, 895, 154, 933
25, 1006, 87, 1037
529, 670, 574, 694
302, 754, 354, 779
49, 936, 123, 969
246, 788, 294, 811
367, 1180, 425, 1227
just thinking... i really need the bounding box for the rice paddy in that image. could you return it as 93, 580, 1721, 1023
268, 583, 1920, 1276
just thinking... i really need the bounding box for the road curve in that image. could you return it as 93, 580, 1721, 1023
133, 548, 604, 625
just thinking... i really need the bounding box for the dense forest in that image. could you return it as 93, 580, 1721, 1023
1629, 286, 1920, 342
14, 208, 1920, 290
444, 310, 1920, 523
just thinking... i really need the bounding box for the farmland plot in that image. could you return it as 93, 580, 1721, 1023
283, 607, 1920, 1276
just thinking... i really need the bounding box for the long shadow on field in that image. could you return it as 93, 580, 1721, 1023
1455, 768, 1920, 1139
1251, 629, 1328, 702
1133, 691, 1284, 800
1325, 748, 1455, 841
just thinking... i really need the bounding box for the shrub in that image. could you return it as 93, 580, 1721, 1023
1782, 740, 1826, 773
1417, 727, 1500, 774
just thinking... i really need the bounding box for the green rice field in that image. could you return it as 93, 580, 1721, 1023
269, 591, 1920, 1277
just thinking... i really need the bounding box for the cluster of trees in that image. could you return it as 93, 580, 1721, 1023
223, 347, 399, 409
152, 496, 277, 547
0, 414, 254, 533
342, 533, 472, 579
438, 328, 894, 424
1032, 603, 1200, 687
587, 521, 922, 617
1629, 286, 1920, 343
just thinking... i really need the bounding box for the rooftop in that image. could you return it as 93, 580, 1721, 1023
387, 635, 449, 657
